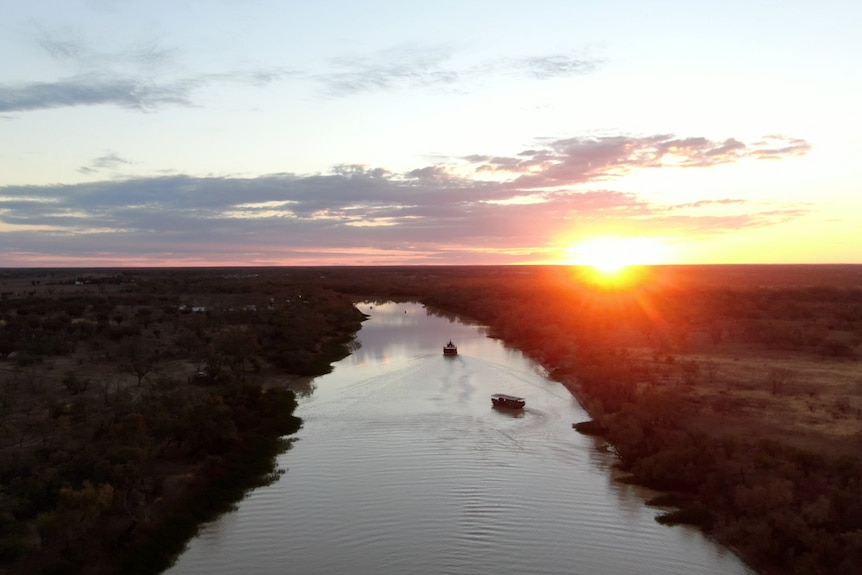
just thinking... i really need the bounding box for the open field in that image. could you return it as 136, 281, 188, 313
643, 343, 862, 455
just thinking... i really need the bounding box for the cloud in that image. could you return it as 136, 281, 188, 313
1, 27, 196, 112
0, 176, 636, 265
749, 135, 812, 159
33, 25, 175, 72
669, 199, 747, 209
0, 68, 294, 114
508, 54, 601, 79
36, 33, 85, 61
317, 46, 460, 96
316, 47, 600, 96
1, 26, 291, 113
11, 24, 598, 111
462, 134, 812, 189
0, 75, 198, 112
78, 152, 132, 175
0, 132, 812, 265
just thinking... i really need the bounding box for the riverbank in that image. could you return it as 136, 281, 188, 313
111, 387, 302, 575
556, 344, 862, 575
0, 268, 366, 575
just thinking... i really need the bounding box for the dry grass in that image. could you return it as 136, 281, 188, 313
628, 336, 862, 456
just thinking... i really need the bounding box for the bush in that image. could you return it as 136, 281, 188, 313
572, 420, 607, 436
656, 506, 715, 528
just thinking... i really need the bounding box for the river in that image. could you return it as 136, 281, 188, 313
166, 301, 755, 575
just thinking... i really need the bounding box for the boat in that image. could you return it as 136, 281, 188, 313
491, 394, 525, 409
443, 340, 458, 356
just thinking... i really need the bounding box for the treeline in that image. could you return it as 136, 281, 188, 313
0, 269, 365, 574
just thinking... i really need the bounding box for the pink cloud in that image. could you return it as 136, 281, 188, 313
459, 134, 811, 189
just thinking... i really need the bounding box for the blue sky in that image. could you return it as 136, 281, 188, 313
1, 1, 860, 266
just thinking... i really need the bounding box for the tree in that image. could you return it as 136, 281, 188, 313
120, 343, 157, 387
214, 329, 260, 382
37, 482, 114, 550
62, 370, 90, 395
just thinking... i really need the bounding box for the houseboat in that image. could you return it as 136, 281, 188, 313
491, 394, 526, 409
443, 340, 458, 356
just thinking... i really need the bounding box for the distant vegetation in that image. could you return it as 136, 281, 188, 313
1, 265, 861, 575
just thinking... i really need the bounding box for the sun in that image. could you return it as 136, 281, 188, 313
564, 237, 672, 284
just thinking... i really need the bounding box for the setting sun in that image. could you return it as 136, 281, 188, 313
565, 237, 672, 271
562, 237, 672, 288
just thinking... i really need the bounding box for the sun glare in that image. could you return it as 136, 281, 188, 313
564, 237, 671, 286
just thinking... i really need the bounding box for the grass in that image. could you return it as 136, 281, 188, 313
626, 339, 862, 456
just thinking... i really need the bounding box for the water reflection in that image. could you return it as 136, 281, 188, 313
491, 405, 526, 419
287, 376, 316, 398
167, 301, 754, 575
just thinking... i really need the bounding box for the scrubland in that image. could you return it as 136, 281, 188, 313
1, 265, 861, 574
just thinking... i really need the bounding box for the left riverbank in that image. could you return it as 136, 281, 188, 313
0, 268, 366, 575
112, 386, 302, 575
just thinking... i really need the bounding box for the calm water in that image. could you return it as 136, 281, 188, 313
166, 301, 754, 575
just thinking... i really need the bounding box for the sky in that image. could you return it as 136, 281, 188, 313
1, 0, 860, 267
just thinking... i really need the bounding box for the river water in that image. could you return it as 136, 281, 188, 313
166, 301, 754, 575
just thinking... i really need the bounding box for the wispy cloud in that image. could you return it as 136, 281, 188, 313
749, 135, 813, 160
0, 132, 812, 265
319, 46, 460, 95
507, 54, 601, 79
1, 26, 194, 112
0, 74, 199, 112
78, 151, 132, 175
34, 26, 174, 71
6, 24, 599, 112
1, 26, 290, 113
315, 47, 600, 96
